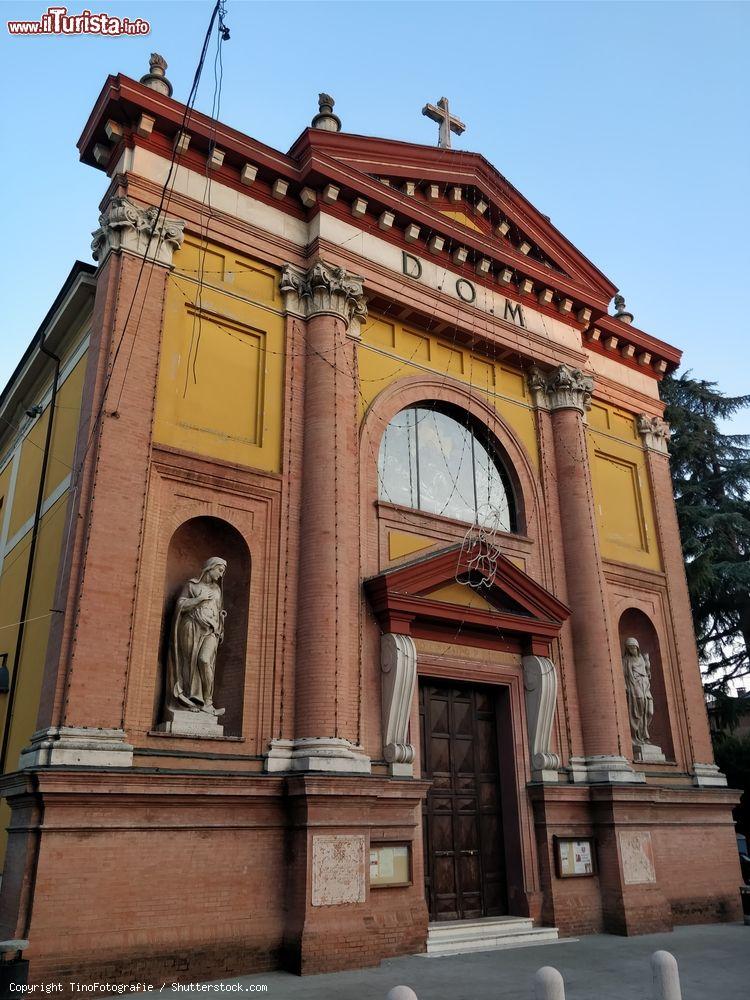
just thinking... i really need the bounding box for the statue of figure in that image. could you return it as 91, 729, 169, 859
165, 557, 227, 720
622, 637, 653, 745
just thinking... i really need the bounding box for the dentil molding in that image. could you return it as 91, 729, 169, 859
91, 196, 185, 268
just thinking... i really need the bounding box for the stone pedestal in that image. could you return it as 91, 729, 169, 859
156, 709, 224, 739
18, 727, 134, 769
569, 754, 646, 784
691, 762, 728, 787
633, 742, 666, 764
264, 737, 371, 773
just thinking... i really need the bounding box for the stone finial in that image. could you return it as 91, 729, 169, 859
280, 260, 367, 330
637, 414, 671, 454
311, 93, 341, 132
527, 364, 594, 415
139, 53, 173, 98
613, 293, 634, 325
91, 196, 185, 268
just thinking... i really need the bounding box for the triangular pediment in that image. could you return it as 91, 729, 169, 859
365, 541, 570, 652
290, 128, 616, 305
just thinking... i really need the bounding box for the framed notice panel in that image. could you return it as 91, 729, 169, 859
554, 837, 597, 879
369, 843, 411, 888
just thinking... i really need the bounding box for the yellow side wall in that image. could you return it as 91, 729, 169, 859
0, 343, 89, 864
360, 313, 539, 470
154, 239, 285, 472
587, 401, 662, 571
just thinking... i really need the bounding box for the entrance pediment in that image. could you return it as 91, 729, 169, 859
365, 541, 569, 656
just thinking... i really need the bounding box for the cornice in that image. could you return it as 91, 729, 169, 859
292, 128, 615, 296
77, 73, 681, 378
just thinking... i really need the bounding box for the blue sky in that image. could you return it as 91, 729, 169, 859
1, 1, 748, 430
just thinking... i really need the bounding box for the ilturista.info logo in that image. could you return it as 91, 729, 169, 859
7, 6, 150, 35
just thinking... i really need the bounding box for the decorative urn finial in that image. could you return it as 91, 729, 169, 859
139, 53, 173, 98
311, 93, 341, 133
613, 293, 634, 325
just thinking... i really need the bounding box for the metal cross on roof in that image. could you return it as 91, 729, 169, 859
422, 96, 466, 149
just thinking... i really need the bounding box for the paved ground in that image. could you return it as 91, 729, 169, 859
210, 924, 749, 999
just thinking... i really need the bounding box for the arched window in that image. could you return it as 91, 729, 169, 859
378, 404, 516, 531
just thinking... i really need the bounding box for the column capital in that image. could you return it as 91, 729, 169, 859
528, 363, 594, 414
637, 414, 671, 454
91, 196, 185, 268
280, 260, 368, 329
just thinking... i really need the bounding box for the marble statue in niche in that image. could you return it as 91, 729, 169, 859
622, 637, 665, 763
159, 556, 228, 737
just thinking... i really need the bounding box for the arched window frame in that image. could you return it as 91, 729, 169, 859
378, 402, 518, 533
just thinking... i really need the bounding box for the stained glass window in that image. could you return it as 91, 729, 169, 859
378, 405, 516, 531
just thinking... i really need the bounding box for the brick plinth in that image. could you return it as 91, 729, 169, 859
0, 771, 430, 986
529, 782, 742, 938
282, 775, 430, 974
0, 771, 288, 987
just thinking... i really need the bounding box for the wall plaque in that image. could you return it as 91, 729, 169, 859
369, 843, 411, 888
619, 830, 656, 885
311, 835, 366, 906
554, 837, 596, 878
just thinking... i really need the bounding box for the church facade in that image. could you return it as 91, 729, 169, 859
0, 56, 741, 984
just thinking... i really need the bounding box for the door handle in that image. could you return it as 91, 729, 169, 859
460, 850, 479, 856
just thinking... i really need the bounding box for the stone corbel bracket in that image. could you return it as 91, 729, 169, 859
637, 414, 671, 454
91, 196, 185, 268
522, 654, 561, 782
280, 260, 368, 337
528, 364, 594, 416
381, 632, 417, 776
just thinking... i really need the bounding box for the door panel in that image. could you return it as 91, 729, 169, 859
420, 680, 508, 921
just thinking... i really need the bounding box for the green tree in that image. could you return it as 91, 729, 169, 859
713, 731, 750, 838
659, 373, 750, 696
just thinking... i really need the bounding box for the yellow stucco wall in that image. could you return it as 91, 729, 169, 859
587, 401, 662, 571
154, 239, 285, 472
0, 341, 89, 863
360, 313, 539, 470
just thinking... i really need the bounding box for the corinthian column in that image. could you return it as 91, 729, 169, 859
637, 415, 724, 785
529, 365, 640, 783
266, 261, 370, 773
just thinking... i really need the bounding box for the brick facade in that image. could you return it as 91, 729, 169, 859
0, 65, 742, 987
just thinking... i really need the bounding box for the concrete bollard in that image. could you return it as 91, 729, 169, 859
651, 950, 682, 1000
386, 987, 419, 1000
533, 966, 566, 1000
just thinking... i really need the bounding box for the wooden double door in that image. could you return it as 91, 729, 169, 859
420, 680, 508, 921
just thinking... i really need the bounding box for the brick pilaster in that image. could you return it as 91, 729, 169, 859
275, 261, 368, 762
640, 424, 715, 768
530, 365, 632, 767
38, 251, 173, 731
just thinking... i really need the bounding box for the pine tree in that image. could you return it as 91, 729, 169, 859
659, 373, 750, 696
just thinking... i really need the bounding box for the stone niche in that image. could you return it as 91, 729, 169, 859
618, 608, 674, 761
155, 515, 251, 738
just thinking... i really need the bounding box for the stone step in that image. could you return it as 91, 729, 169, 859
425, 916, 560, 957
